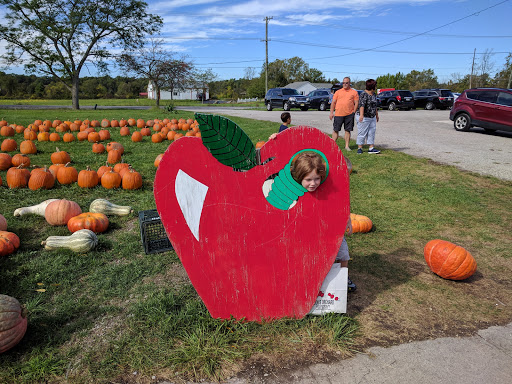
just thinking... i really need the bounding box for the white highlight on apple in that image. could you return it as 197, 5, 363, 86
175, 169, 209, 241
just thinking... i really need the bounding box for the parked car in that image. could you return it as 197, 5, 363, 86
264, 88, 309, 111
453, 92, 461, 101
306, 88, 332, 111
449, 88, 512, 133
412, 89, 454, 110
377, 90, 414, 111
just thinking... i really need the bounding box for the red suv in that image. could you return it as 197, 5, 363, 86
450, 88, 512, 133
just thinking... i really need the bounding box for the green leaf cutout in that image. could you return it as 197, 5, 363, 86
195, 113, 258, 171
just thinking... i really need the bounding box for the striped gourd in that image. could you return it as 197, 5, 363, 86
41, 229, 98, 253
89, 199, 133, 216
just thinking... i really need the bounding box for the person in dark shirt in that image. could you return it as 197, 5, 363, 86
269, 112, 292, 140
356, 79, 380, 154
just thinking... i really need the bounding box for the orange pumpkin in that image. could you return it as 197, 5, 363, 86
0, 153, 12, 170
424, 239, 477, 280
51, 148, 71, 165
119, 119, 127, 127
0, 231, 21, 257
45, 199, 82, 226
349, 213, 373, 233
107, 148, 122, 164
110, 119, 119, 127
96, 162, 111, 179
11, 154, 30, 168
49, 163, 64, 178
28, 167, 55, 190
121, 166, 142, 190
100, 119, 110, 128
140, 127, 151, 136
0, 125, 15, 137
92, 142, 105, 154
127, 118, 136, 127
77, 131, 89, 141
154, 153, 164, 167
67, 212, 109, 233
77, 166, 99, 188
1, 138, 17, 152
98, 129, 110, 141
113, 161, 129, 174
106, 142, 124, 154
63, 133, 75, 142
87, 131, 101, 143
119, 126, 130, 136
23, 128, 37, 140
255, 141, 266, 149
6, 166, 30, 189
131, 131, 143, 142
19, 140, 37, 155
151, 133, 163, 143
56, 163, 78, 184
37, 132, 50, 142
49, 132, 61, 142
101, 168, 121, 189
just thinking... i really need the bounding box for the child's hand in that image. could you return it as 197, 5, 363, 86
269, 133, 278, 140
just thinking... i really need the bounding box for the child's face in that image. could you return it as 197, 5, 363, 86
301, 170, 322, 192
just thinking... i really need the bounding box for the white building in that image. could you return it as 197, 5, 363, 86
285, 81, 333, 95
147, 81, 210, 101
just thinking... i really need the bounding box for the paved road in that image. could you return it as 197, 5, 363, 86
180, 107, 512, 182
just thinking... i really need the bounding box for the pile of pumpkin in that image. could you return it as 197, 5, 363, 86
0, 146, 142, 190
0, 198, 132, 353
0, 117, 200, 147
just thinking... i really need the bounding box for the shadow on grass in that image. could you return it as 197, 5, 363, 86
347, 247, 423, 316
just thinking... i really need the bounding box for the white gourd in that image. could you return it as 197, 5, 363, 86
14, 199, 59, 217
41, 229, 98, 253
89, 199, 133, 216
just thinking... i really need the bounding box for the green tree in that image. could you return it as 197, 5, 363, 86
263, 57, 324, 86
494, 53, 512, 88
404, 69, 438, 90
193, 69, 217, 102
0, 0, 161, 109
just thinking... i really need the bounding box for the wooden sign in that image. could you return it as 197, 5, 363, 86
154, 116, 350, 321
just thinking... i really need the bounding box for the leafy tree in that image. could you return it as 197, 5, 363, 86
405, 69, 438, 90
193, 69, 217, 103
494, 53, 512, 88
0, 0, 161, 109
376, 72, 407, 90
119, 38, 173, 107
161, 57, 194, 100
263, 57, 325, 86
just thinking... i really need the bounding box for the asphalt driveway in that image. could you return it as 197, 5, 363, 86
180, 107, 512, 182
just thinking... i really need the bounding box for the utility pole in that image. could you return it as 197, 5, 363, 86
263, 16, 273, 95
470, 48, 476, 89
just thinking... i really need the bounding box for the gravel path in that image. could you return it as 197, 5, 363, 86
181, 107, 512, 182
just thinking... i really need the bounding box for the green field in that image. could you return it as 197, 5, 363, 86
0, 108, 511, 383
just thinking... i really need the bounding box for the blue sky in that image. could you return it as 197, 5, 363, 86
149, 0, 512, 83
1, 0, 511, 84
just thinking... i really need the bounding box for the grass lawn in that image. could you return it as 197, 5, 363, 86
0, 108, 511, 383
0, 98, 266, 109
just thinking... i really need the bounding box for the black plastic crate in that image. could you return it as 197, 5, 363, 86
138, 210, 173, 254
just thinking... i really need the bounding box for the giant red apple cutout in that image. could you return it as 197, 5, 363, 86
154, 116, 350, 321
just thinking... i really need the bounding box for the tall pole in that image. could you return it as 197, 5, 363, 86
470, 48, 476, 89
264, 16, 273, 95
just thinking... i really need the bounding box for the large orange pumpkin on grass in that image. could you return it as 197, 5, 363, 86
424, 239, 477, 280
1, 138, 17, 152
0, 153, 12, 170
0, 294, 27, 353
349, 213, 373, 233
51, 148, 71, 164
77, 166, 99, 188
28, 167, 55, 190
67, 212, 109, 233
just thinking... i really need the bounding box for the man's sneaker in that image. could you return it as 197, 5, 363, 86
368, 147, 381, 154
357, 148, 363, 154
347, 278, 357, 292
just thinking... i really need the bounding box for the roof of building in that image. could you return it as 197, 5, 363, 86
285, 81, 333, 90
